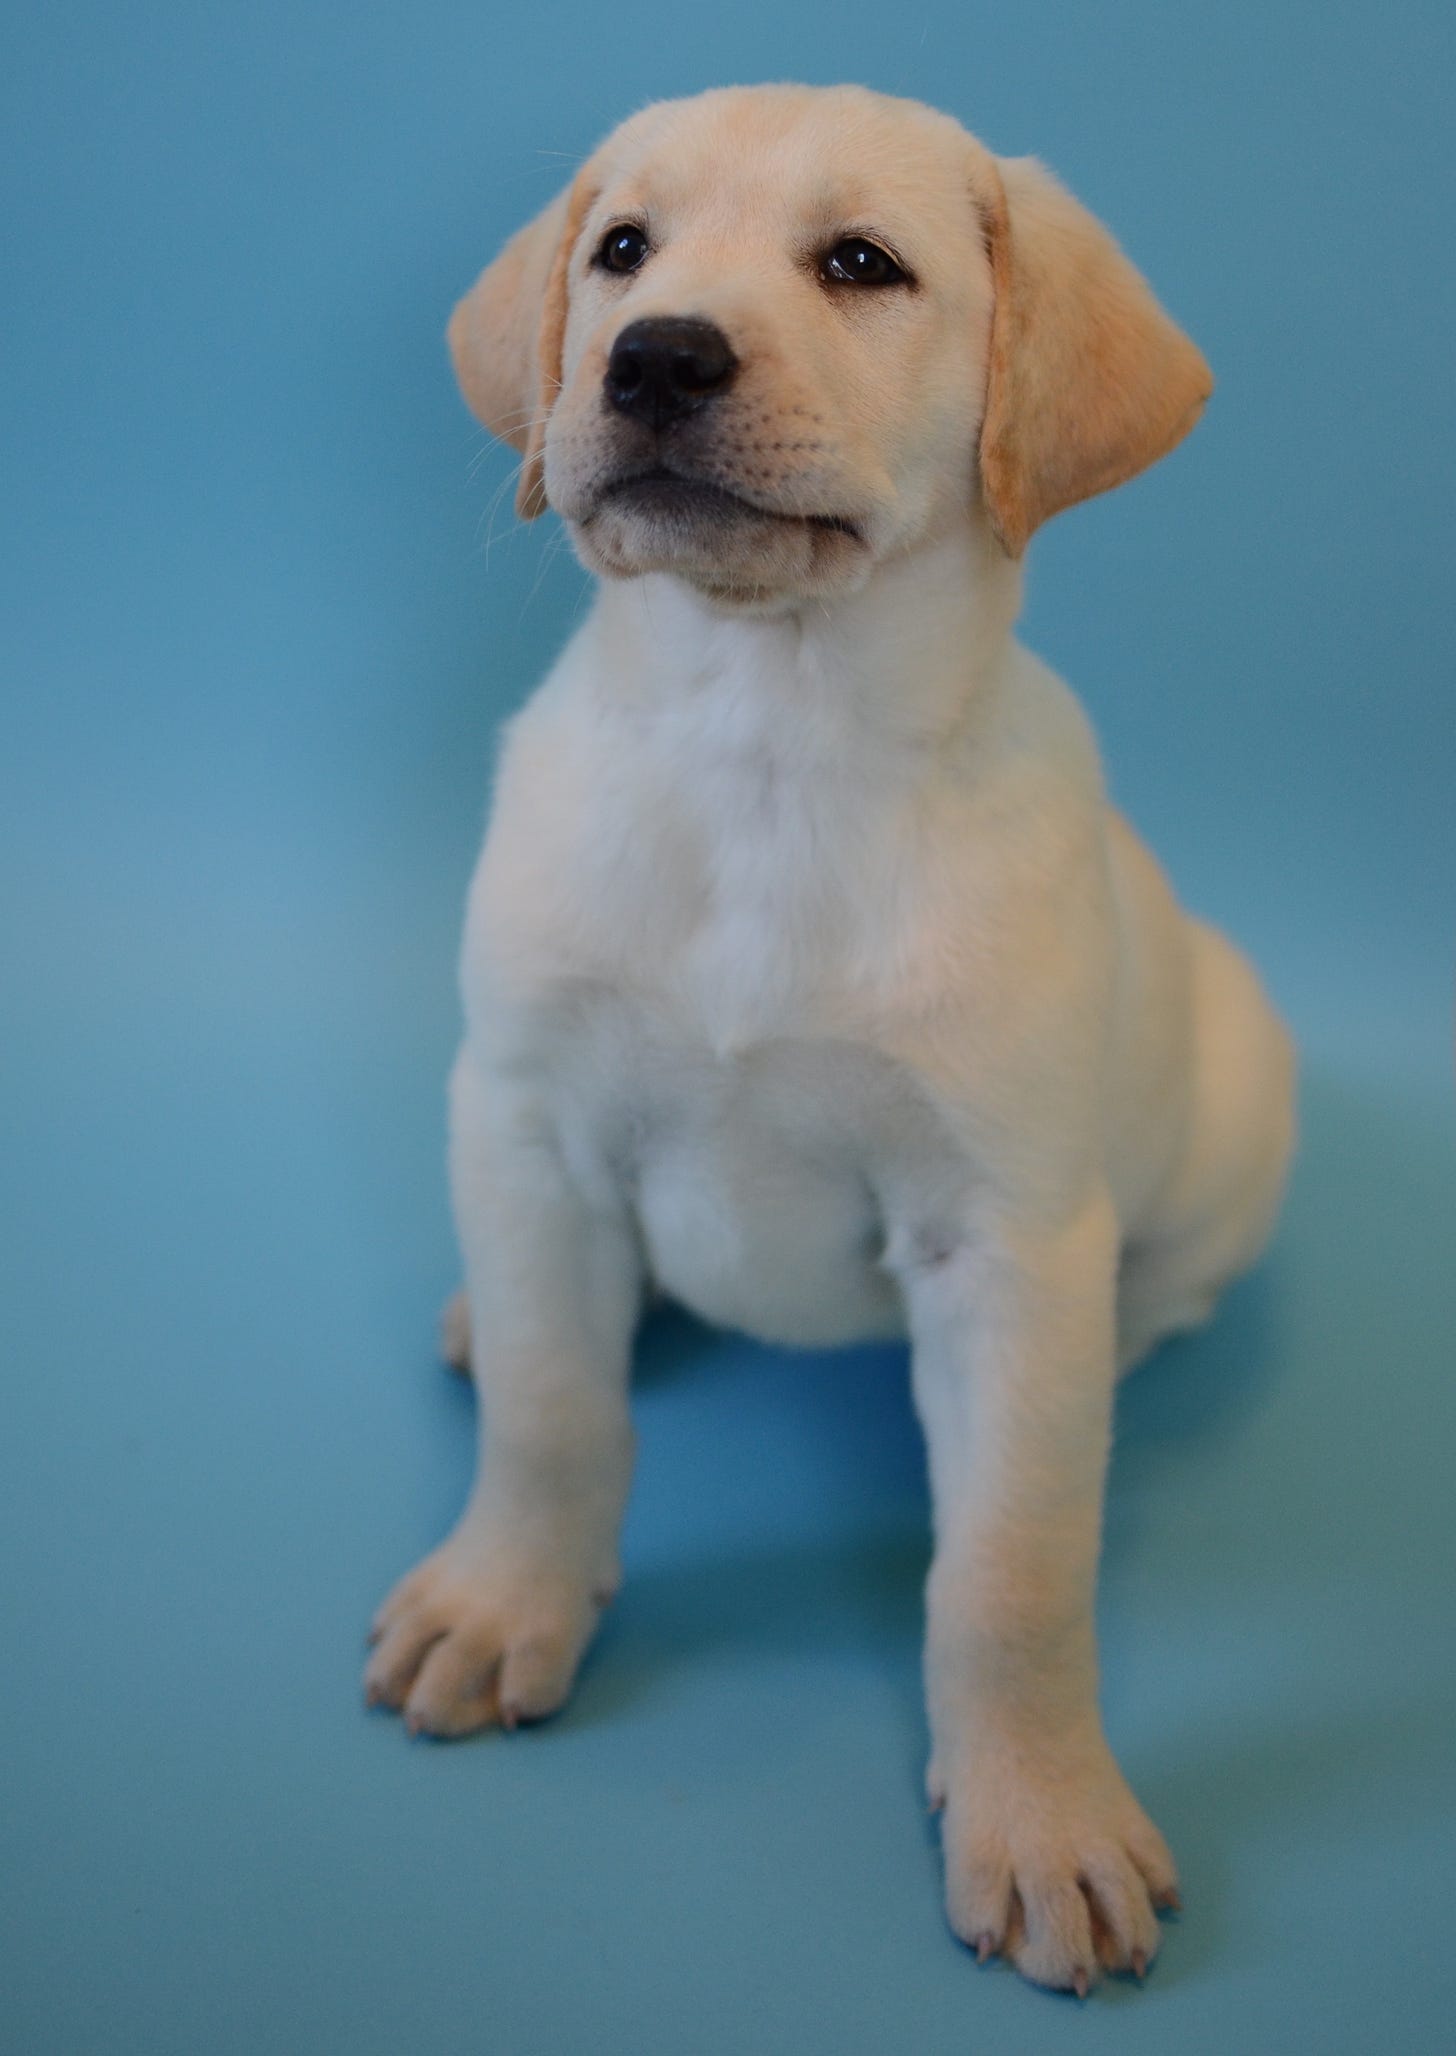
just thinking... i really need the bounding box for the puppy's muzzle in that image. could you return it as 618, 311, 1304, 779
604, 317, 739, 433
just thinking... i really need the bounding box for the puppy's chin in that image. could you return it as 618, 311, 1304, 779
567, 474, 872, 612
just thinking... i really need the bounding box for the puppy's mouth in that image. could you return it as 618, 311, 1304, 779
587, 467, 863, 544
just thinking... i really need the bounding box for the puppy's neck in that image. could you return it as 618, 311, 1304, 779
591, 519, 1023, 760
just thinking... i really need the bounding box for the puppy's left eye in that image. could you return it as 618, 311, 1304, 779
821, 237, 910, 288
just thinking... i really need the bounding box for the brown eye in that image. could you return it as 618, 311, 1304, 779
822, 237, 909, 288
597, 224, 649, 274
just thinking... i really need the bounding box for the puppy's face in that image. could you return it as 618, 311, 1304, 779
543, 90, 993, 605
452, 87, 1212, 610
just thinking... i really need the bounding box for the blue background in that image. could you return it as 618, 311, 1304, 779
4, 3, 1453, 2050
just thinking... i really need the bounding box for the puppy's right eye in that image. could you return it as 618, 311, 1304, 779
596, 225, 649, 274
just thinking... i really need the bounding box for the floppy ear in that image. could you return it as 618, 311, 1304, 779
447, 173, 597, 519
974, 153, 1213, 557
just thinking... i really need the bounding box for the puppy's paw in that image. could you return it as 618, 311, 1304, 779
364, 1533, 603, 1737
941, 1739, 1178, 1995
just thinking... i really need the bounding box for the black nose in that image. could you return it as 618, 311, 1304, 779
604, 317, 738, 431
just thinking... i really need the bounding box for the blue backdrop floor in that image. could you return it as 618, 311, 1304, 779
5, 842, 1454, 2056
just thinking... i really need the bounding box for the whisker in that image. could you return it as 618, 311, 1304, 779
519, 519, 569, 625
464, 424, 544, 485
488, 157, 584, 190
567, 562, 593, 627
475, 452, 528, 561
483, 402, 555, 432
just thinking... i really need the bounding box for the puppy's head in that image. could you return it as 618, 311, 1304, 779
450, 85, 1211, 609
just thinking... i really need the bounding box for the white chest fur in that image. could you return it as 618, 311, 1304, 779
462, 542, 1138, 1340
550, 1006, 932, 1345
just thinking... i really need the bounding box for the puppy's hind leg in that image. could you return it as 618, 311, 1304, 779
440, 1287, 471, 1374
1118, 920, 1296, 1374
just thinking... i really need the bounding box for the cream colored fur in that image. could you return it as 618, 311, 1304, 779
365, 84, 1295, 1998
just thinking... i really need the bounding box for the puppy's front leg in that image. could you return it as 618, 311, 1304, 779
899, 1186, 1178, 1994
365, 1049, 640, 1736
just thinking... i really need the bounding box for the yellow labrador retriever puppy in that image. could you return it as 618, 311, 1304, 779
365, 84, 1296, 1996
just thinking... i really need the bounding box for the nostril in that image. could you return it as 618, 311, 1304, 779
673, 345, 729, 393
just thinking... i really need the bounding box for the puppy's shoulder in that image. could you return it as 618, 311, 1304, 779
952, 641, 1108, 875
461, 629, 693, 1003
988, 641, 1103, 793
